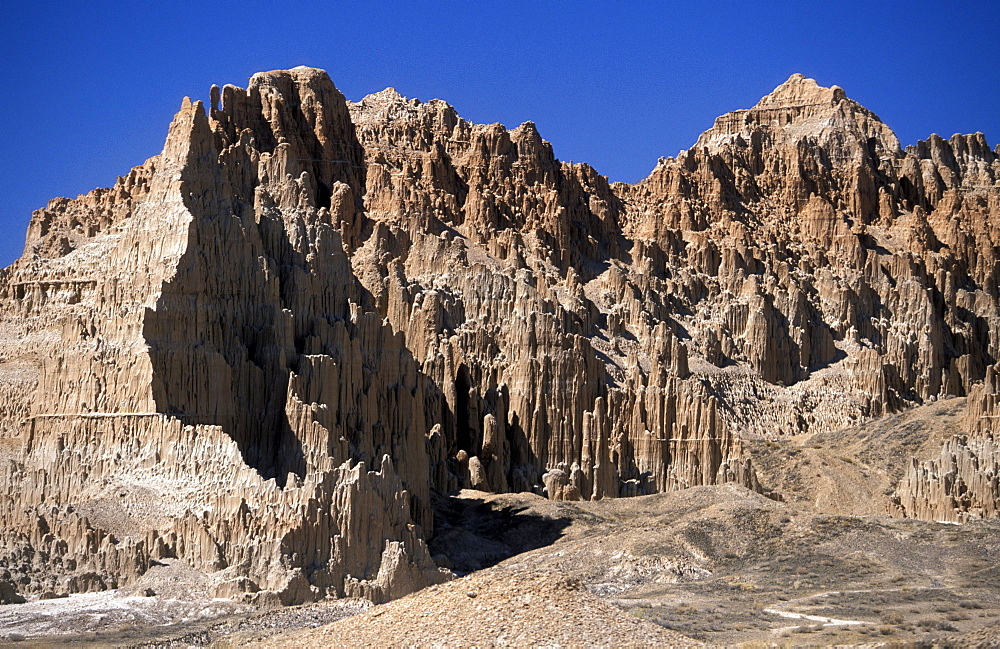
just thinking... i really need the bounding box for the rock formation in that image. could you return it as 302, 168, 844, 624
620, 73, 999, 436
891, 364, 1000, 521
0, 69, 997, 603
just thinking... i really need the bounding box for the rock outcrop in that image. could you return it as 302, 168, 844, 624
891, 364, 1000, 521
620, 73, 999, 439
0, 69, 451, 604
0, 69, 997, 602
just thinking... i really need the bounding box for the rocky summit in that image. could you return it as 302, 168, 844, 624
0, 67, 997, 627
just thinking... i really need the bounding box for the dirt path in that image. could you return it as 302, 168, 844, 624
764, 607, 865, 631
763, 585, 957, 633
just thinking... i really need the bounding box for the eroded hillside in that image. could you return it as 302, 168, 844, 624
0, 69, 997, 614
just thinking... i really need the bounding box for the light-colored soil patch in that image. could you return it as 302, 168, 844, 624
0, 590, 249, 643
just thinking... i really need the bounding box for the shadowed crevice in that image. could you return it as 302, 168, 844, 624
428, 492, 572, 575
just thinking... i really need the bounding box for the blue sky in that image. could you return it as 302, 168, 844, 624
1, 1, 998, 267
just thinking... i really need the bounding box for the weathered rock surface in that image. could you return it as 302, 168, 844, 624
891, 364, 1000, 521
0, 68, 452, 604
620, 73, 999, 437
0, 69, 997, 603
0, 580, 26, 605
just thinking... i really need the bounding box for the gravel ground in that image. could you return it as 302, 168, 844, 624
2, 486, 998, 647
261, 567, 701, 648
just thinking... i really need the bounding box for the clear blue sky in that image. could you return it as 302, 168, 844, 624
2, 1, 997, 267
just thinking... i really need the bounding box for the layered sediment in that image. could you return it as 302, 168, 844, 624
0, 69, 997, 603
891, 364, 1000, 521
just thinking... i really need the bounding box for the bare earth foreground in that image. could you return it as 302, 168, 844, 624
265, 569, 698, 648
262, 488, 1000, 648
3, 483, 999, 646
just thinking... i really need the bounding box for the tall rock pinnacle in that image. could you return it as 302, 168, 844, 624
0, 68, 997, 606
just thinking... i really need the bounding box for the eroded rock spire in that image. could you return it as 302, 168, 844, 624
0, 68, 997, 606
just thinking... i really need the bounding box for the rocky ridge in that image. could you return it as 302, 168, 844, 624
0, 68, 997, 606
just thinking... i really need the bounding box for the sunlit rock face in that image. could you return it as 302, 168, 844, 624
0, 69, 997, 602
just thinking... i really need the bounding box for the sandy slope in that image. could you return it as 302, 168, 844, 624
259, 568, 700, 648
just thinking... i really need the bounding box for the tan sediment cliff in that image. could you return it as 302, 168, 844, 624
891, 364, 999, 522
0, 69, 997, 603
0, 69, 450, 604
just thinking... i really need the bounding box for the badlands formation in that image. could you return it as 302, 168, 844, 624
0, 68, 998, 642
